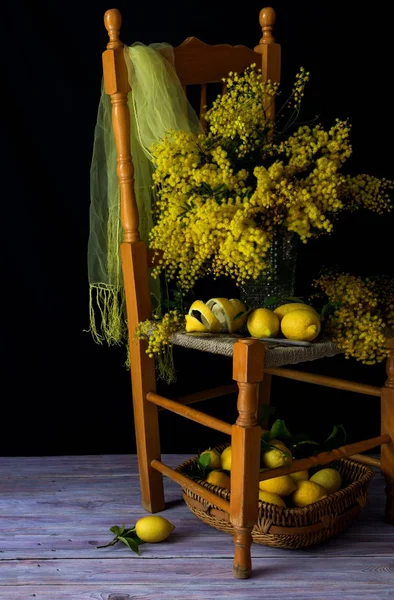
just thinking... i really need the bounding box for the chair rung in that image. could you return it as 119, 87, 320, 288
259, 433, 391, 481
146, 392, 232, 435
151, 459, 230, 513
350, 453, 381, 468
173, 384, 238, 407
264, 367, 381, 397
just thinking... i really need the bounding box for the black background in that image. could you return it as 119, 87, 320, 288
2, 1, 393, 457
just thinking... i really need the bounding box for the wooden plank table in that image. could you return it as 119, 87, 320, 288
0, 454, 393, 599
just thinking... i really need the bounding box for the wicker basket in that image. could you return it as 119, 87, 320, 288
177, 446, 375, 549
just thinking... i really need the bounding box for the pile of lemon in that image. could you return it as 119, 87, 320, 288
247, 302, 321, 342
185, 298, 321, 343
201, 443, 342, 508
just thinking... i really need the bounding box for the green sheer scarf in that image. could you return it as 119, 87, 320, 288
88, 43, 201, 346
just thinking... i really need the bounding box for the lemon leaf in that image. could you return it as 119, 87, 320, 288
198, 453, 211, 468
262, 296, 305, 309
109, 524, 125, 536
321, 424, 347, 451
320, 301, 340, 320
261, 431, 271, 450
291, 440, 321, 459
97, 524, 146, 553
118, 536, 140, 555
96, 538, 118, 549
269, 418, 292, 441
233, 307, 253, 320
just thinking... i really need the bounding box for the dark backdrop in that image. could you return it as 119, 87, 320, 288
2, 1, 393, 457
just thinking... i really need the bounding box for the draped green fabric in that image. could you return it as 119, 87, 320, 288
88, 42, 201, 346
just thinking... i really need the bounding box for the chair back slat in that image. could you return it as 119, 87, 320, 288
169, 37, 261, 86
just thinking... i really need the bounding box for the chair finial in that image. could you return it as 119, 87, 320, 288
104, 8, 122, 48
259, 7, 276, 44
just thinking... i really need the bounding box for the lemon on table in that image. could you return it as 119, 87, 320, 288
262, 439, 292, 469
259, 474, 297, 497
280, 309, 321, 342
220, 446, 232, 471
205, 470, 231, 490
258, 489, 286, 507
247, 308, 280, 338
135, 516, 175, 543
309, 468, 342, 494
289, 470, 309, 483
291, 480, 327, 507
273, 303, 318, 323
199, 448, 222, 470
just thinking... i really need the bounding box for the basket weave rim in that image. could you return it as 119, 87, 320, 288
177, 447, 376, 521
177, 447, 375, 547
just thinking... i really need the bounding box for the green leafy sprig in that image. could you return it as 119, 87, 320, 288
97, 524, 145, 555
261, 418, 347, 460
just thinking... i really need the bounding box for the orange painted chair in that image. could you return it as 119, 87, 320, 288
100, 6, 394, 578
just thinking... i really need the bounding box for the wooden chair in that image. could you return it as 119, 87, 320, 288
101, 6, 394, 579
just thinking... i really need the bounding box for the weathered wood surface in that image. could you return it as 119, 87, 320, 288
0, 454, 393, 598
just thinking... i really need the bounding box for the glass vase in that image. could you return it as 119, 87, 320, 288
239, 227, 299, 309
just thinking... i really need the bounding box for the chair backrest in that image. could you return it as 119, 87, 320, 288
102, 6, 281, 246
101, 7, 282, 359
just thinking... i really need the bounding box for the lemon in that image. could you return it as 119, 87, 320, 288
229, 298, 248, 331
289, 470, 309, 482
280, 309, 321, 342
262, 439, 292, 469
187, 300, 221, 332
220, 446, 232, 471
247, 308, 280, 338
205, 298, 247, 333
291, 480, 327, 507
205, 470, 231, 490
273, 303, 318, 323
259, 474, 297, 496
135, 515, 175, 543
309, 468, 342, 494
185, 315, 209, 333
258, 489, 286, 507
200, 448, 221, 470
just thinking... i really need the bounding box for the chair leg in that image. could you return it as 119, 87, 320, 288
230, 340, 265, 579
121, 242, 165, 514
381, 338, 394, 525
130, 359, 165, 514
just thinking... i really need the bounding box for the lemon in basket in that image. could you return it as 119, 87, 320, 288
205, 470, 231, 490
258, 490, 286, 507
289, 470, 309, 482
259, 474, 297, 497
220, 446, 232, 471
199, 448, 221, 470
262, 439, 292, 469
291, 480, 327, 507
135, 516, 175, 543
309, 467, 342, 494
